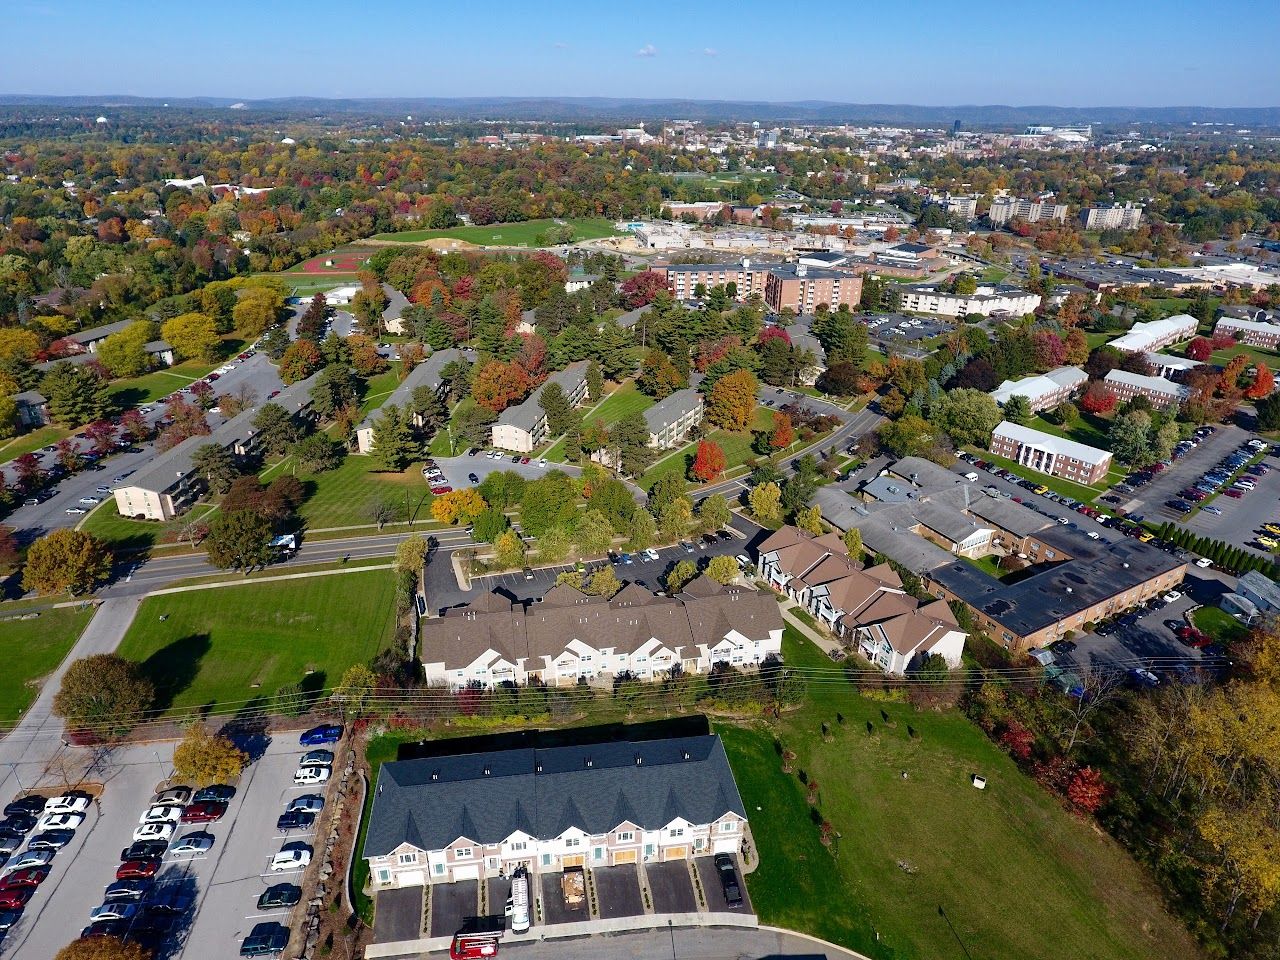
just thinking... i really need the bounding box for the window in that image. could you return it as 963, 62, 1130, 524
398, 852, 417, 865
594, 847, 604, 860
616, 831, 634, 843
564, 837, 581, 848
435, 863, 445, 875
542, 854, 551, 867
454, 847, 472, 859
719, 821, 736, 833
668, 827, 684, 838
509, 841, 526, 852
377, 869, 391, 883
694, 838, 704, 850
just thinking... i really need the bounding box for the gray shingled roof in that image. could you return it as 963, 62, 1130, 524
362, 735, 745, 857
643, 388, 701, 433
356, 348, 464, 434
496, 361, 588, 433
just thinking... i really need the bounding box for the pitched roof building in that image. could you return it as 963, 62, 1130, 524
491, 361, 590, 453
355, 348, 469, 454
990, 366, 1087, 412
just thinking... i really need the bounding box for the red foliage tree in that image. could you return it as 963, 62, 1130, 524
118, 409, 150, 443
13, 453, 44, 491
691, 440, 727, 483
619, 271, 668, 309
55, 437, 82, 472
1245, 363, 1275, 400
770, 411, 794, 449
514, 333, 548, 385
471, 361, 531, 413
1186, 337, 1213, 361
1079, 382, 1117, 414
1066, 766, 1111, 814
1031, 755, 1074, 794
82, 420, 117, 456
1031, 330, 1066, 370
998, 722, 1034, 761
759, 326, 792, 346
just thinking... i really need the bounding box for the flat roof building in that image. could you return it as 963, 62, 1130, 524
989, 197, 1069, 226
1214, 315, 1280, 350
1080, 202, 1144, 231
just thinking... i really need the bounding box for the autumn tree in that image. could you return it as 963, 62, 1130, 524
706, 369, 758, 432
696, 493, 732, 533
705, 554, 739, 584
232, 286, 283, 338
1244, 363, 1274, 400
748, 481, 783, 525
585, 564, 622, 597
53, 654, 154, 738
431, 489, 487, 526
172, 723, 248, 786
162, 312, 220, 362
770, 411, 794, 450
1079, 382, 1117, 415
842, 527, 862, 557
493, 529, 527, 570
665, 559, 698, 593
395, 533, 430, 576
637, 350, 686, 400
23, 529, 112, 595
691, 439, 727, 483
278, 338, 322, 385
795, 504, 823, 535
619, 271, 668, 308
96, 320, 156, 378
54, 935, 152, 960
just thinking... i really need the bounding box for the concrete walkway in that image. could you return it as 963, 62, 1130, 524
145, 562, 395, 597
0, 595, 143, 797
779, 603, 844, 659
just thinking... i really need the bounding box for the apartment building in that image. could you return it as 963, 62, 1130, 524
1107, 314, 1198, 353
812, 457, 1187, 652
756, 526, 966, 674
643, 388, 704, 449
355, 348, 467, 454
420, 577, 783, 688
989, 421, 1112, 485
1103, 370, 1190, 411
663, 260, 769, 301
114, 371, 320, 521
988, 196, 1069, 226
897, 283, 1041, 318
763, 263, 862, 313
1213, 315, 1280, 349
989, 366, 1087, 413
1080, 202, 1144, 231
363, 735, 747, 890
491, 361, 590, 453
928, 193, 979, 220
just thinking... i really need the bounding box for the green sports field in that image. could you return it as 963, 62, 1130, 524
372, 218, 620, 247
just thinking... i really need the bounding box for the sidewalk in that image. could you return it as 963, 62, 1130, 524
779, 604, 844, 658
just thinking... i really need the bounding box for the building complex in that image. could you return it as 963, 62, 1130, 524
491, 362, 591, 453
988, 421, 1113, 485
1103, 369, 1190, 411
896, 283, 1041, 318
1079, 202, 1144, 231
1107, 314, 1198, 354
988, 196, 1069, 226
355, 348, 468, 454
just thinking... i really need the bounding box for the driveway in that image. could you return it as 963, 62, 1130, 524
539, 872, 586, 926
373, 887, 424, 944
644, 860, 698, 915
592, 864, 644, 920
429, 880, 478, 938
694, 854, 753, 915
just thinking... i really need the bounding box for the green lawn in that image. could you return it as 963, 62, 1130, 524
0, 425, 70, 465
979, 266, 1009, 283
579, 381, 654, 430
80, 500, 217, 553
970, 447, 1120, 503
1209, 343, 1280, 372
372, 218, 621, 247
264, 454, 435, 530
358, 364, 405, 416
1028, 412, 1112, 451
107, 367, 203, 408
1192, 605, 1250, 644
640, 405, 779, 490
717, 627, 1200, 960
0, 606, 94, 724
115, 571, 397, 715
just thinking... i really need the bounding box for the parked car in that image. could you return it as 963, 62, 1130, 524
257, 883, 302, 910
714, 854, 743, 907
269, 845, 312, 872
240, 922, 290, 957
180, 801, 227, 824
299, 750, 334, 768
293, 766, 330, 786
116, 859, 161, 880
103, 878, 153, 902
132, 822, 174, 843
0, 866, 48, 890
36, 812, 84, 832
0, 815, 36, 836
27, 829, 75, 850
192, 785, 235, 804
170, 832, 214, 857
89, 902, 138, 923
0, 887, 33, 910
153, 787, 191, 806
276, 811, 316, 832
299, 724, 343, 746
2, 798, 45, 820
43, 794, 90, 815
287, 795, 325, 815
139, 804, 183, 825
3, 849, 53, 872
120, 840, 168, 861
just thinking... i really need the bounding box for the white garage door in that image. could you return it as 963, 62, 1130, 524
712, 837, 737, 854
398, 870, 424, 888
452, 864, 480, 881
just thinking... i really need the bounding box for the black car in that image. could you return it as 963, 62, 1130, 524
467, 473, 480, 484
716, 530, 733, 542
27, 828, 75, 850
275, 811, 316, 832
257, 883, 302, 910
714, 853, 743, 907
104, 878, 154, 902
3, 797, 46, 819
0, 815, 37, 836
121, 839, 169, 861
192, 785, 235, 804
82, 919, 131, 940
466, 448, 479, 457
1049, 638, 1077, 655
144, 890, 194, 915
0, 909, 22, 931
700, 533, 718, 547
240, 922, 290, 957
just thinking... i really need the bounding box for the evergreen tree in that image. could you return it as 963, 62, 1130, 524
370, 404, 418, 471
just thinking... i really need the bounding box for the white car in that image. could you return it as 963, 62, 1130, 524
3, 849, 54, 872
293, 766, 331, 786
1086, 531, 1100, 540
963, 472, 979, 482
78, 497, 102, 505
43, 794, 90, 815
269, 845, 312, 871
1163, 591, 1183, 604
153, 787, 192, 806
89, 903, 138, 922
132, 822, 175, 843
1194, 557, 1213, 568
1056, 517, 1069, 525
139, 804, 184, 825
287, 796, 324, 815
36, 812, 85, 832
643, 548, 660, 562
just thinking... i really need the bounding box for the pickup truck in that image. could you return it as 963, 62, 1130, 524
561, 865, 585, 911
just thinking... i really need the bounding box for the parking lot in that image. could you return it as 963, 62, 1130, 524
865, 313, 952, 346
1, 729, 338, 959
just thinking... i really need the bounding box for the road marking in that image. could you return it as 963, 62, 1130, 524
244, 911, 292, 920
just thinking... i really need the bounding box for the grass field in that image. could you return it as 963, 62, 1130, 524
107, 367, 203, 408
580, 382, 654, 429
979, 266, 1009, 283
1210, 343, 1280, 372
0, 425, 70, 465
263, 454, 434, 530
358, 365, 405, 417
969, 447, 1118, 503
0, 606, 94, 724
115, 571, 397, 714
640, 405, 775, 490
372, 218, 620, 247
1192, 605, 1250, 644
81, 500, 216, 553
716, 626, 1200, 960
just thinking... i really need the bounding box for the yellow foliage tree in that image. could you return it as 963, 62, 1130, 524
430, 489, 487, 526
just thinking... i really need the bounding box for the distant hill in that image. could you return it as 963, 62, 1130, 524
1, 94, 1276, 127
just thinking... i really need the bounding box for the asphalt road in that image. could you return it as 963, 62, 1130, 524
497, 925, 870, 960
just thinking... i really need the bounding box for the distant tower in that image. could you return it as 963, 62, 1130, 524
952, 119, 961, 136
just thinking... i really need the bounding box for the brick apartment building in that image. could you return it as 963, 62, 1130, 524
763, 263, 862, 313
1102, 370, 1190, 411
989, 421, 1113, 485
1214, 315, 1280, 349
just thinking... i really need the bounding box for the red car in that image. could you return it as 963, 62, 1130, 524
180, 800, 228, 824
0, 867, 48, 890
1224, 489, 1244, 498
116, 859, 160, 880
430, 485, 452, 495
0, 887, 33, 910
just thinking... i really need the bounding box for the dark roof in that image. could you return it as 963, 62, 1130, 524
889, 243, 933, 254
66, 318, 134, 344
362, 735, 745, 857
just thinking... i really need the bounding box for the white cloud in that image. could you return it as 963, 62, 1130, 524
636, 43, 657, 58
703, 47, 718, 57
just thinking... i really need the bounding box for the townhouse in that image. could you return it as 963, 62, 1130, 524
420, 577, 783, 688
355, 348, 468, 454
491, 361, 591, 453
756, 526, 966, 673
989, 366, 1087, 413
1102, 369, 1190, 411
113, 371, 320, 522
1107, 314, 1198, 353
643, 388, 704, 449
1213, 315, 1280, 350
363, 735, 748, 890
989, 421, 1112, 485
812, 457, 1187, 653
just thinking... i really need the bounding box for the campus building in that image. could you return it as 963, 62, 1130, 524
812, 458, 1187, 652
1080, 202, 1144, 231
896, 283, 1041, 318
1106, 314, 1198, 354
355, 349, 468, 454
762, 263, 862, 313
363, 735, 747, 889
988, 421, 1113, 485
113, 371, 321, 522
928, 193, 979, 220
1213, 315, 1280, 350
419, 577, 783, 688
662, 260, 770, 301
491, 362, 591, 453
1102, 370, 1190, 411
989, 366, 1088, 413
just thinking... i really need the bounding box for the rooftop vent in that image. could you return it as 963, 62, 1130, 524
681, 750, 691, 761
430, 771, 439, 782
483, 766, 491, 776
535, 762, 543, 773
584, 757, 593, 769
635, 755, 644, 766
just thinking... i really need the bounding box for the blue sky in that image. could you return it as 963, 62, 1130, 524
2, 0, 1276, 106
